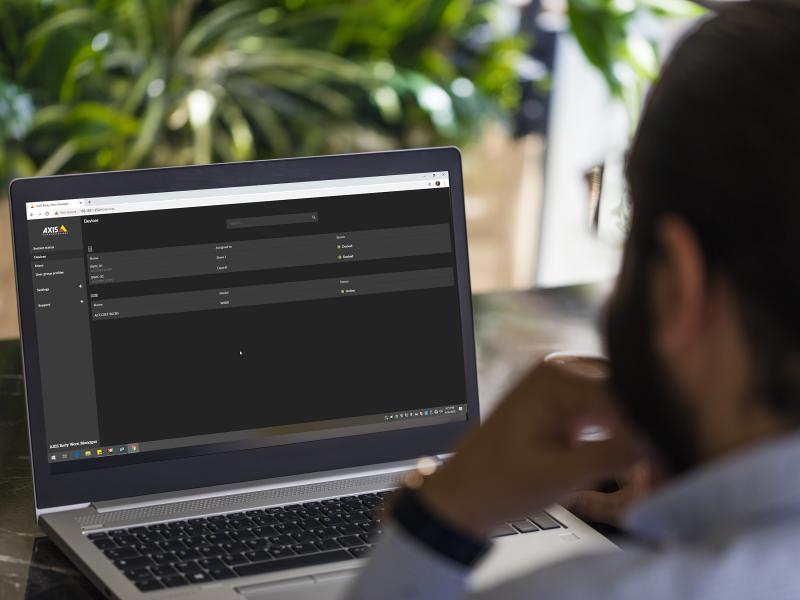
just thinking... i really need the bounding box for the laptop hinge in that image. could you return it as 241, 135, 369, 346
35, 502, 92, 522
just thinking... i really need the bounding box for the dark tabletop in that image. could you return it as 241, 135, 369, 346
0, 285, 609, 599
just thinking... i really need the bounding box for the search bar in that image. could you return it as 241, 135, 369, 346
226, 212, 319, 229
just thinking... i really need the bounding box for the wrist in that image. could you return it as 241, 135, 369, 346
392, 486, 490, 567
417, 473, 493, 539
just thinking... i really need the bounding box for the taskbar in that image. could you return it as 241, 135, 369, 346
46, 403, 467, 465
48, 442, 140, 463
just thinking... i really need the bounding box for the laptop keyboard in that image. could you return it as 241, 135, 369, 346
86, 490, 565, 592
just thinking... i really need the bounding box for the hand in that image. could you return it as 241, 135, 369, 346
563, 461, 654, 527
416, 359, 643, 539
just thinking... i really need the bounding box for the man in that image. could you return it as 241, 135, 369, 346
347, 1, 800, 598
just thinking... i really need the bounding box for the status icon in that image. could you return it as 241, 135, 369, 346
84, 450, 91, 457
96, 448, 103, 455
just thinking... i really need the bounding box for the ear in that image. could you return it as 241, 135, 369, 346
652, 216, 708, 356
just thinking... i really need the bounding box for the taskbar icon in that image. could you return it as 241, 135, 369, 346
49, 442, 142, 462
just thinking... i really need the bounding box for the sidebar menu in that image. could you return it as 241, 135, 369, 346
28, 217, 100, 453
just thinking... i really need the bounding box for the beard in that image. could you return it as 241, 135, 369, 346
603, 252, 700, 475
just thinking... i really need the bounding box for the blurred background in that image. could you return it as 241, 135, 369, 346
0, 0, 704, 340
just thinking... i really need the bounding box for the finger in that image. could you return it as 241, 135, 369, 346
625, 461, 653, 497
543, 354, 609, 379
546, 374, 632, 431
558, 385, 629, 425
504, 360, 623, 425
564, 489, 627, 526
562, 427, 644, 482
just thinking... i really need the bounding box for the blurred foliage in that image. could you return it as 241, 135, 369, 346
0, 0, 528, 188
566, 0, 705, 123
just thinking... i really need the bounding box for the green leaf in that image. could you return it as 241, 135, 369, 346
638, 0, 706, 17
36, 140, 79, 176
20, 8, 97, 82
0, 79, 34, 142
218, 101, 255, 161
120, 95, 166, 169
176, 0, 261, 60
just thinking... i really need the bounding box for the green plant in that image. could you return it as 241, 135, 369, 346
0, 0, 527, 190
566, 0, 705, 123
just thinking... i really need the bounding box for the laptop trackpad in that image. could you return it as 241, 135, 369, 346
237, 569, 357, 599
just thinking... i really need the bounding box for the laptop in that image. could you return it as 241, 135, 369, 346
9, 148, 616, 599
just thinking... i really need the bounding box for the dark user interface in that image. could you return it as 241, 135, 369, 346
27, 181, 468, 471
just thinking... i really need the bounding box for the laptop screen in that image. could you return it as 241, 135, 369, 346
24, 171, 467, 473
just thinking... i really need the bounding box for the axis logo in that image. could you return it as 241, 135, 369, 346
42, 224, 69, 236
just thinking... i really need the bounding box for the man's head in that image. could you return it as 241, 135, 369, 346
605, 0, 800, 473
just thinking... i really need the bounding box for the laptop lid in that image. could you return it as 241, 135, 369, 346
9, 148, 478, 511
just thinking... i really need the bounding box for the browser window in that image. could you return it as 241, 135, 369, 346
25, 172, 468, 472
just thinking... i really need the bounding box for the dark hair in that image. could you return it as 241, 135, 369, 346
625, 0, 800, 419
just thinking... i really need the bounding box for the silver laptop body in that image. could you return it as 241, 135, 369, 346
10, 148, 615, 600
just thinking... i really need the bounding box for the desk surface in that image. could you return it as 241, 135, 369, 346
0, 285, 607, 599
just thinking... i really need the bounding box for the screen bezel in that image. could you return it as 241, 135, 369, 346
9, 147, 479, 510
